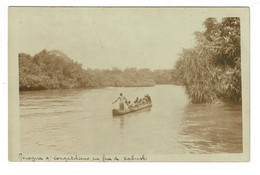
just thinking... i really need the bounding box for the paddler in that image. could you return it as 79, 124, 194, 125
146, 94, 151, 103
112, 93, 127, 110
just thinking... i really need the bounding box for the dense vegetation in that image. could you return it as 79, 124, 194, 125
19, 49, 176, 91
174, 17, 241, 104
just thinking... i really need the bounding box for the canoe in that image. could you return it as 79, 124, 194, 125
112, 103, 152, 115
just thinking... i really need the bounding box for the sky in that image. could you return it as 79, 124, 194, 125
10, 7, 229, 70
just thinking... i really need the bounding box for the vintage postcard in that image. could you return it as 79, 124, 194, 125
8, 7, 250, 162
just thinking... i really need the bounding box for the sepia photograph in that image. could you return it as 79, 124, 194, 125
8, 7, 250, 162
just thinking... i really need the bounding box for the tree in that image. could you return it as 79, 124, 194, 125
174, 17, 241, 104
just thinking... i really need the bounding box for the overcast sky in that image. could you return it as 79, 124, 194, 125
10, 7, 229, 70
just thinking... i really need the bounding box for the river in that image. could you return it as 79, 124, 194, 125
20, 85, 242, 155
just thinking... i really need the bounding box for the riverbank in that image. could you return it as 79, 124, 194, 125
174, 17, 241, 104
19, 50, 178, 91
19, 83, 180, 91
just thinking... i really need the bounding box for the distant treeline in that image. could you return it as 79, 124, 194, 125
174, 17, 241, 104
19, 50, 179, 91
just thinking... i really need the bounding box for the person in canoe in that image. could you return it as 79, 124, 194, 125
134, 97, 139, 107
146, 94, 151, 103
112, 93, 127, 110
126, 100, 134, 109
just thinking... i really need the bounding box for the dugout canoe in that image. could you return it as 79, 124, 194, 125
112, 103, 152, 116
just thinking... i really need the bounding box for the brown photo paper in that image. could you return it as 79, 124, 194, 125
8, 7, 250, 162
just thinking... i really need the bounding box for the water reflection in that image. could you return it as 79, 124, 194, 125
120, 117, 124, 129
112, 107, 152, 129
178, 104, 242, 153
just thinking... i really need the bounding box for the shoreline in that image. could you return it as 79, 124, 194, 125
19, 83, 180, 92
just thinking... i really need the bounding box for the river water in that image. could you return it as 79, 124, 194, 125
20, 85, 242, 155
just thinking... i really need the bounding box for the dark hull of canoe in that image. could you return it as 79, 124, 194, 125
112, 103, 152, 116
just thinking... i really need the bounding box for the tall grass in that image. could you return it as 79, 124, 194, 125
174, 17, 241, 104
